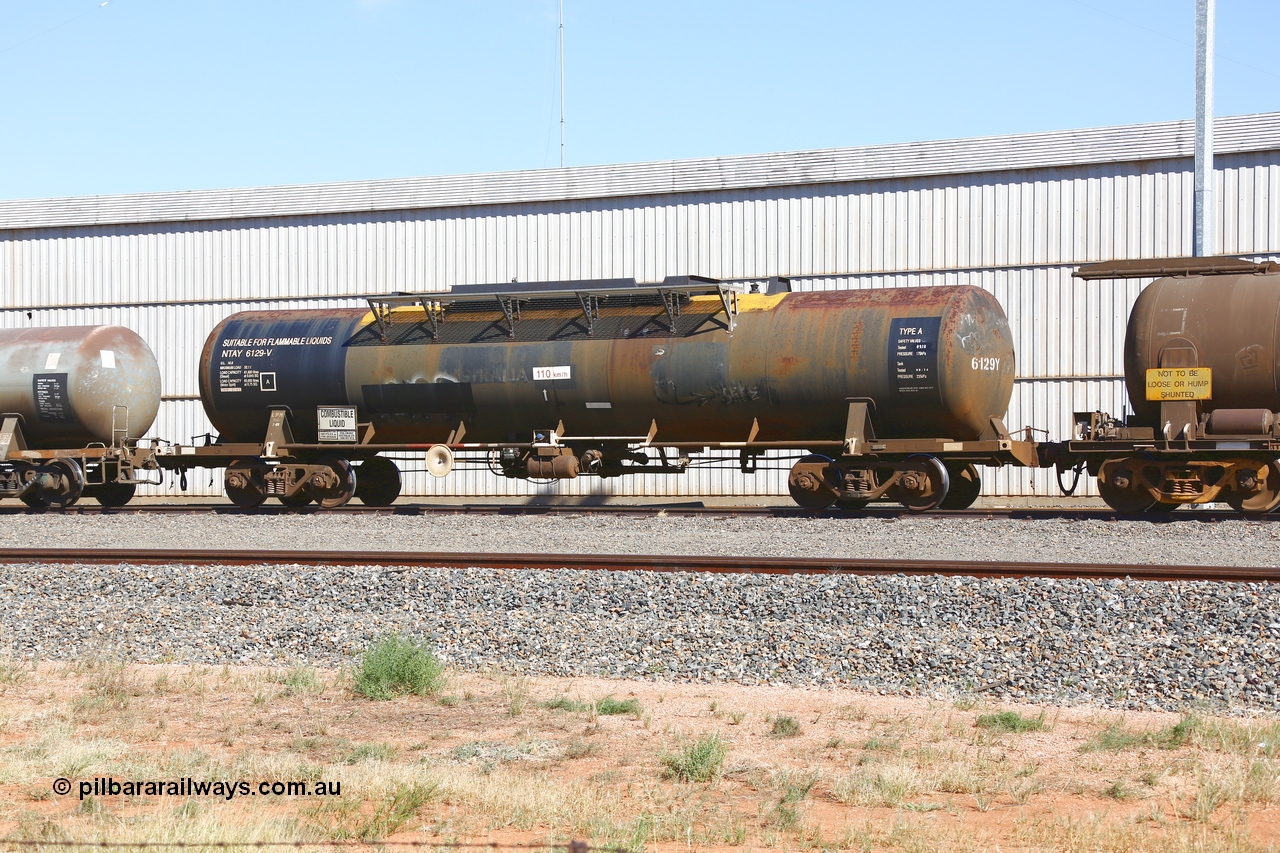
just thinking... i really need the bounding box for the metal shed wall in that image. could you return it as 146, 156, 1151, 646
1, 115, 1278, 499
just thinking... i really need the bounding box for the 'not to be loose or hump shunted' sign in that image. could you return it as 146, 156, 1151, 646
1145, 367, 1212, 401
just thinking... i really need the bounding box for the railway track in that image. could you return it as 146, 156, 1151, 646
2, 547, 1275, 583
0, 502, 1274, 522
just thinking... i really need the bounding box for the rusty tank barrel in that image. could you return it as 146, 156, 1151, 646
200, 284, 1015, 445
0, 325, 162, 448
1125, 271, 1280, 425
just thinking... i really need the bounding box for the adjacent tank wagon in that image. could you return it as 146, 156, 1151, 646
1048, 257, 1280, 512
0, 325, 162, 507
193, 276, 1034, 510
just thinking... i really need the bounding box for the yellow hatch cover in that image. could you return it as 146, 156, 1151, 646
362, 278, 771, 338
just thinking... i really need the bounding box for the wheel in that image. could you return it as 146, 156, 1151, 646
278, 491, 314, 507
892, 455, 950, 513
1096, 477, 1157, 513
87, 481, 136, 508
787, 454, 838, 510
25, 460, 84, 509
938, 464, 981, 510
313, 456, 356, 509
1225, 460, 1280, 513
224, 458, 267, 509
356, 457, 402, 507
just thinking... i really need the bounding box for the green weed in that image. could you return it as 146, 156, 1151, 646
352, 635, 445, 700
1085, 715, 1197, 752
661, 733, 727, 782
542, 696, 590, 713
596, 695, 642, 716
975, 711, 1046, 734
769, 716, 802, 738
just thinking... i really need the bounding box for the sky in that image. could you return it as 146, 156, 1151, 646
0, 0, 1277, 201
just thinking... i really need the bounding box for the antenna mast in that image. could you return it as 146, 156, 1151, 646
559, 0, 565, 168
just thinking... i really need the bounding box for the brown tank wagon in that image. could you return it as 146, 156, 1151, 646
1048, 256, 1280, 513
0, 325, 163, 508
185, 276, 1035, 510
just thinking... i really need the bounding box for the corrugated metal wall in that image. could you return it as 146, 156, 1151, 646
2, 149, 1278, 499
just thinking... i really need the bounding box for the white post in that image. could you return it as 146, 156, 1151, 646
1193, 0, 1215, 257
559, 0, 565, 168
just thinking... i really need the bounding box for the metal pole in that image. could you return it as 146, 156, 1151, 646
559, 0, 565, 168
1194, 0, 1215, 257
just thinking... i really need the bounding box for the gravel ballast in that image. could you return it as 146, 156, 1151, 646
2, 513, 1278, 712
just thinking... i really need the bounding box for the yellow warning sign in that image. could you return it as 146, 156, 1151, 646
1145, 367, 1212, 401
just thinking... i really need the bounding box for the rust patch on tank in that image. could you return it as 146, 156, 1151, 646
848, 319, 865, 360
231, 308, 367, 323
784, 286, 969, 310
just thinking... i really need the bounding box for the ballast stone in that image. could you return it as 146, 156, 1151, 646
0, 560, 1277, 713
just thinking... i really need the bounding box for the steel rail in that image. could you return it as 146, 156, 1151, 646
0, 547, 1274, 583
0, 503, 1274, 522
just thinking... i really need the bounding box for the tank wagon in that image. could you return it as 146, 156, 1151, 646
1046, 256, 1280, 513
186, 276, 1036, 510
0, 325, 162, 507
